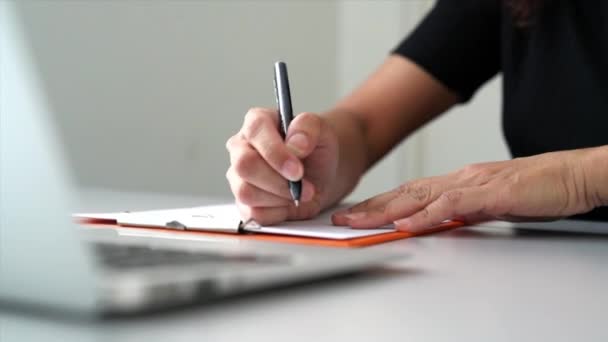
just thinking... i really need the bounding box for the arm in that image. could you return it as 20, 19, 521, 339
225, 56, 459, 224
319, 55, 459, 207
318, 0, 501, 213
226, 0, 496, 225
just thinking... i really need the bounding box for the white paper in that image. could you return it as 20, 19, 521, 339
73, 212, 126, 220
75, 204, 396, 239
243, 209, 395, 239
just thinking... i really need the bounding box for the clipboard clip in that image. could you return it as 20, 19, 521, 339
238, 218, 261, 232
165, 220, 187, 230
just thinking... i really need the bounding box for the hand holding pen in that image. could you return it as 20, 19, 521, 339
225, 62, 341, 226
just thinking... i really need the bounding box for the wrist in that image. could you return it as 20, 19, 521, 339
322, 108, 368, 204
581, 145, 608, 207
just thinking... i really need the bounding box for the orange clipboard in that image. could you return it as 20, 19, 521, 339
78, 218, 463, 248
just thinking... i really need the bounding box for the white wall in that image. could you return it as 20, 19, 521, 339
15, 0, 338, 197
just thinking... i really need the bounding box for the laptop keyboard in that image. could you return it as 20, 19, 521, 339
92, 243, 286, 269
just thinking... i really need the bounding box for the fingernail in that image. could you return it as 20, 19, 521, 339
286, 133, 308, 155
281, 159, 301, 181
393, 218, 412, 231
344, 212, 366, 221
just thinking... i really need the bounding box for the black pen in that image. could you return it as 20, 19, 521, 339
273, 61, 302, 207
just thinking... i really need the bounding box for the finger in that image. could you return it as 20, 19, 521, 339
334, 177, 448, 229
238, 196, 323, 226
394, 187, 491, 233
240, 108, 302, 181
227, 171, 293, 207
228, 136, 317, 202
287, 199, 323, 221
331, 190, 397, 226
285, 112, 322, 159
227, 166, 315, 204
228, 139, 293, 199
237, 203, 289, 226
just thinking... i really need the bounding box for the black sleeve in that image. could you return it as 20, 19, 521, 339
393, 0, 502, 102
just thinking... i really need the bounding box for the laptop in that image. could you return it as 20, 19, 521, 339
0, 2, 402, 316
476, 220, 608, 235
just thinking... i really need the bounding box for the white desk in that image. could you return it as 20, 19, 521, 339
2, 189, 608, 342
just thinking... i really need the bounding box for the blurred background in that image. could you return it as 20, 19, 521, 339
14, 0, 509, 202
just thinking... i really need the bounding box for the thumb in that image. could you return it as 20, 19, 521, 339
285, 112, 322, 159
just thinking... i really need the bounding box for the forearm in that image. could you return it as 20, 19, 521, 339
319, 56, 458, 206
582, 145, 608, 207
332, 55, 458, 169
320, 107, 369, 206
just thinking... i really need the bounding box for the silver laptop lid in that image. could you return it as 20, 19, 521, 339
477, 219, 608, 235
0, 1, 98, 313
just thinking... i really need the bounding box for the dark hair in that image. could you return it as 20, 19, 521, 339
507, 0, 544, 27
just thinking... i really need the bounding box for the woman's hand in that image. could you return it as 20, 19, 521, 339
332, 148, 608, 233
226, 108, 340, 225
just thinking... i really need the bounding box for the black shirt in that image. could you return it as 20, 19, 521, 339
394, 0, 608, 221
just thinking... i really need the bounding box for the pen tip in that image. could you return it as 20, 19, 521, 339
294, 200, 300, 207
